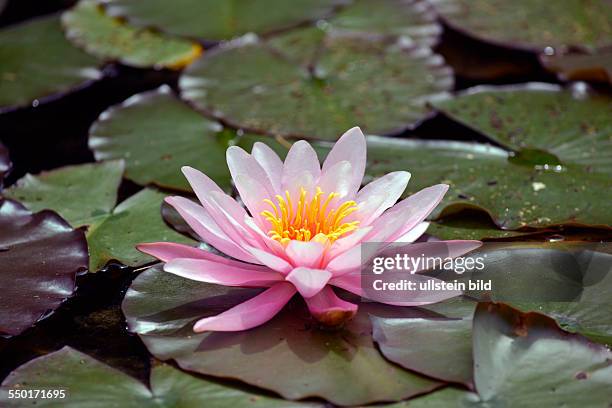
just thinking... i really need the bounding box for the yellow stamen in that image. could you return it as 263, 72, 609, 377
261, 187, 360, 244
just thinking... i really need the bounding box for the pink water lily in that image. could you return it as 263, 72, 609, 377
138, 127, 481, 332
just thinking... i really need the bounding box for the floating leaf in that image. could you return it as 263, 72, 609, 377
372, 316, 473, 386
431, 0, 612, 51
123, 265, 442, 406
434, 85, 612, 174
89, 87, 233, 191
0, 200, 88, 336
180, 30, 452, 139
62, 0, 202, 69
427, 210, 529, 240
104, 0, 345, 41
0, 15, 101, 112
0, 142, 10, 189
433, 243, 612, 345
88, 188, 195, 271
327, 0, 440, 46
541, 50, 612, 84
470, 303, 612, 406
4, 160, 124, 227
0, 347, 315, 407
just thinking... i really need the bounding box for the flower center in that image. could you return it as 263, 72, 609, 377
261, 187, 360, 245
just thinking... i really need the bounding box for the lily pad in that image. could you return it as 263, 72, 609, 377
0, 142, 10, 189
0, 347, 315, 407
372, 316, 473, 386
104, 0, 346, 41
4, 160, 124, 227
433, 85, 612, 175
327, 0, 440, 46
427, 210, 529, 240
385, 303, 612, 407
180, 29, 452, 139
431, 0, 612, 52
0, 199, 88, 337
62, 0, 203, 69
122, 265, 442, 406
88, 188, 195, 271
0, 15, 101, 113
541, 50, 612, 84
470, 303, 612, 406
89, 87, 232, 191
432, 243, 612, 345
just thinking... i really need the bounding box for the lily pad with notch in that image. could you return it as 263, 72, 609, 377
122, 265, 443, 406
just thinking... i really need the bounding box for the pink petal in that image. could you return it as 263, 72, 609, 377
226, 146, 276, 217
353, 171, 411, 225
285, 267, 332, 298
322, 127, 366, 198
395, 222, 430, 243
329, 271, 363, 296
326, 245, 361, 275
305, 286, 358, 326
137, 242, 272, 271
366, 184, 448, 243
245, 245, 293, 274
164, 258, 283, 287
165, 196, 257, 263
317, 160, 353, 198
281, 140, 320, 196
181, 166, 224, 204
243, 216, 287, 256
207, 192, 264, 249
251, 142, 283, 193
325, 226, 372, 261
285, 240, 325, 268
137, 242, 214, 262
193, 282, 296, 332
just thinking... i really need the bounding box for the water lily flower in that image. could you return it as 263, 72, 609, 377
138, 127, 481, 332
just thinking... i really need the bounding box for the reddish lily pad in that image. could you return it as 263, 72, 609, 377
104, 0, 346, 41
0, 15, 101, 113
431, 0, 612, 52
372, 316, 474, 386
122, 265, 442, 406
0, 199, 88, 337
0, 347, 315, 407
541, 50, 612, 84
180, 29, 452, 139
62, 0, 203, 70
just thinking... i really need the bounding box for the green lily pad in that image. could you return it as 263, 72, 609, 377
471, 303, 612, 406
541, 50, 612, 84
104, 0, 345, 41
326, 0, 440, 46
431, 243, 612, 346
385, 303, 612, 407
62, 0, 203, 69
122, 265, 442, 406
4, 160, 124, 227
0, 347, 315, 407
88, 188, 195, 271
0, 200, 88, 336
89, 87, 233, 191
433, 85, 612, 174
180, 29, 452, 139
0, 15, 101, 112
372, 316, 474, 386
432, 0, 612, 51
427, 210, 530, 240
